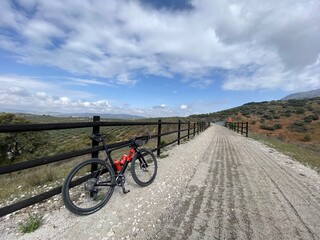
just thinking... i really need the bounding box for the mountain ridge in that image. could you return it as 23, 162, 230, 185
282, 89, 320, 100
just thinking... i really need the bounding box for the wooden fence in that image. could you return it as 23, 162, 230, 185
0, 117, 210, 217
225, 122, 249, 137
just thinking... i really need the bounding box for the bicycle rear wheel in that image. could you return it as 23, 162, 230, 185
131, 149, 157, 187
62, 158, 115, 215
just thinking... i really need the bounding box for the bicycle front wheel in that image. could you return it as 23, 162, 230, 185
131, 149, 157, 187
62, 158, 115, 215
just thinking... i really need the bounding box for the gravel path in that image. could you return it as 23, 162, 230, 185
1, 124, 320, 239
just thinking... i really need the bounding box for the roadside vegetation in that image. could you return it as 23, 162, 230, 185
18, 213, 43, 233
251, 133, 320, 173
192, 97, 320, 173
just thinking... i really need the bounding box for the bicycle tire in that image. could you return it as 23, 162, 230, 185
62, 158, 115, 215
131, 149, 157, 187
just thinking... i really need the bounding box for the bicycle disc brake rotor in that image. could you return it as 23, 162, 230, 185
140, 162, 147, 171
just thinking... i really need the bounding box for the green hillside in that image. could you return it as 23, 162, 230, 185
193, 97, 320, 145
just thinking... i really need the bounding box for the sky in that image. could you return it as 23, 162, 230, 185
0, 0, 319, 117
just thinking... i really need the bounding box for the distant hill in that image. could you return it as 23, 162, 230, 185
0, 110, 144, 120
282, 89, 320, 100
51, 112, 145, 119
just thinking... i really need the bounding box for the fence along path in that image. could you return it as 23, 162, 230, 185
0, 117, 209, 217
1, 124, 320, 239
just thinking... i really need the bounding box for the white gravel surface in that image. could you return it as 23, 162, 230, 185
1, 124, 320, 240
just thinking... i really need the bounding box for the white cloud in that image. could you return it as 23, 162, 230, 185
0, 0, 319, 91
117, 73, 137, 85
67, 78, 114, 87
152, 104, 167, 110
0, 75, 112, 113
180, 105, 189, 110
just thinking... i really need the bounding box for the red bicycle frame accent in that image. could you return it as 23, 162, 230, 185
114, 148, 135, 172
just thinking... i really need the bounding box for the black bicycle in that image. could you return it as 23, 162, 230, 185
62, 133, 157, 215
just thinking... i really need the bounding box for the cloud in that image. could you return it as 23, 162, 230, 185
152, 104, 167, 110
67, 78, 114, 87
180, 104, 189, 110
0, 0, 319, 91
116, 73, 137, 85
0, 74, 111, 112
0, 74, 194, 116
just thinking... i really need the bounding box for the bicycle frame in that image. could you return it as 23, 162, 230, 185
102, 140, 137, 176
89, 133, 151, 193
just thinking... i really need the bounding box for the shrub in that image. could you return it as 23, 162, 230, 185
260, 124, 282, 131
296, 108, 305, 115
273, 124, 283, 130
303, 133, 312, 142
304, 115, 319, 123
288, 122, 307, 132
285, 111, 292, 117
288, 99, 307, 107
304, 115, 314, 123
18, 214, 43, 233
262, 114, 273, 120
160, 140, 167, 148
260, 125, 274, 131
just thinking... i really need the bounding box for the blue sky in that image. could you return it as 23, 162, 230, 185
0, 0, 319, 117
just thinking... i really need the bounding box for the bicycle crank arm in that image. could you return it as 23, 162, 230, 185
121, 185, 130, 194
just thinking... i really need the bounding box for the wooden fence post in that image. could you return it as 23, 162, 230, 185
241, 122, 244, 135
91, 116, 100, 172
193, 122, 196, 137
188, 121, 191, 140
157, 119, 162, 157
197, 122, 199, 134
91, 116, 100, 158
246, 122, 249, 137
178, 120, 181, 145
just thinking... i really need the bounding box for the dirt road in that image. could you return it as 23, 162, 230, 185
154, 125, 320, 240
1, 124, 320, 239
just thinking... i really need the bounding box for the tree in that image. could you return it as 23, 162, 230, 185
0, 114, 48, 165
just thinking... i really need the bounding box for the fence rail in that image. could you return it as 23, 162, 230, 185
225, 122, 249, 137
0, 117, 210, 217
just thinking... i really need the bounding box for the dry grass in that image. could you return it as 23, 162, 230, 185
251, 133, 320, 173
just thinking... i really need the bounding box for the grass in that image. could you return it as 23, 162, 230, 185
251, 133, 320, 173
26, 167, 58, 187
18, 213, 43, 233
0, 156, 87, 204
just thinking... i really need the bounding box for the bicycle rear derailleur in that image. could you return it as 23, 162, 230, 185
116, 174, 130, 194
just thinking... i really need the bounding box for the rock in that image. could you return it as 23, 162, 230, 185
107, 230, 115, 237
